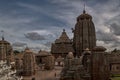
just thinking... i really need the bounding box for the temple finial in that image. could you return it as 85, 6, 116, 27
63, 29, 65, 32
83, 0, 86, 14
1, 30, 4, 40
83, 3, 86, 14
2, 36, 4, 40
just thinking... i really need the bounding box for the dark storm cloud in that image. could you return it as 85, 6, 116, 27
110, 23, 120, 35
24, 32, 46, 40
96, 30, 117, 42
106, 14, 120, 36
96, 25, 120, 49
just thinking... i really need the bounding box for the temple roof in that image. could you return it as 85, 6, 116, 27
36, 50, 51, 56
51, 43, 74, 53
51, 29, 74, 53
55, 29, 72, 43
77, 10, 92, 21
0, 37, 10, 44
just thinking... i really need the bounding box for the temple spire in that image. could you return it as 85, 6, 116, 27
1, 30, 4, 40
63, 29, 65, 32
2, 36, 4, 41
83, 0, 86, 14
73, 1, 96, 56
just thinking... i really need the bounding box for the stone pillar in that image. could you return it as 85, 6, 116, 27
82, 48, 91, 73
91, 46, 110, 80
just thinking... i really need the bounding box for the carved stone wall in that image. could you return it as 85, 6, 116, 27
91, 46, 110, 80
73, 11, 96, 56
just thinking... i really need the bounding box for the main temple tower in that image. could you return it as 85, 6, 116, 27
73, 10, 96, 56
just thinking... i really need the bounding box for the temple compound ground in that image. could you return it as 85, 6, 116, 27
23, 66, 62, 80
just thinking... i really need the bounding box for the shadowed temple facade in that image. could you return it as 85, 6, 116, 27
73, 10, 96, 56
51, 29, 74, 58
58, 10, 110, 80
60, 47, 110, 80
52, 9, 120, 80
51, 10, 96, 57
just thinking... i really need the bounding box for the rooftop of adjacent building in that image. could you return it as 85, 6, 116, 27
0, 36, 10, 44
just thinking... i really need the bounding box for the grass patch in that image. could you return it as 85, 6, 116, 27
111, 77, 120, 80
111, 74, 120, 80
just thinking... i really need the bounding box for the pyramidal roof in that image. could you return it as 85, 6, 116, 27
55, 29, 71, 43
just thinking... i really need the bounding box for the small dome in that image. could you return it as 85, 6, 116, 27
66, 52, 74, 59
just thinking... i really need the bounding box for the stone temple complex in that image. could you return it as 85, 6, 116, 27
0, 4, 120, 80
60, 47, 110, 80
52, 9, 120, 80
51, 10, 96, 57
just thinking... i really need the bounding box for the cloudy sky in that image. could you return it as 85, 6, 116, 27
0, 0, 120, 52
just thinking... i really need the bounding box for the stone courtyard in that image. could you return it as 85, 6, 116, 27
23, 66, 62, 80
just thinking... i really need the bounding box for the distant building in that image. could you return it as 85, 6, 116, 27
15, 48, 55, 80
0, 37, 13, 63
51, 29, 74, 58
23, 47, 36, 76
107, 49, 120, 75
35, 50, 55, 70
0, 37, 22, 80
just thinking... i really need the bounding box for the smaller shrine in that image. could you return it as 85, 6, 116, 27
51, 29, 74, 58
35, 50, 55, 70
